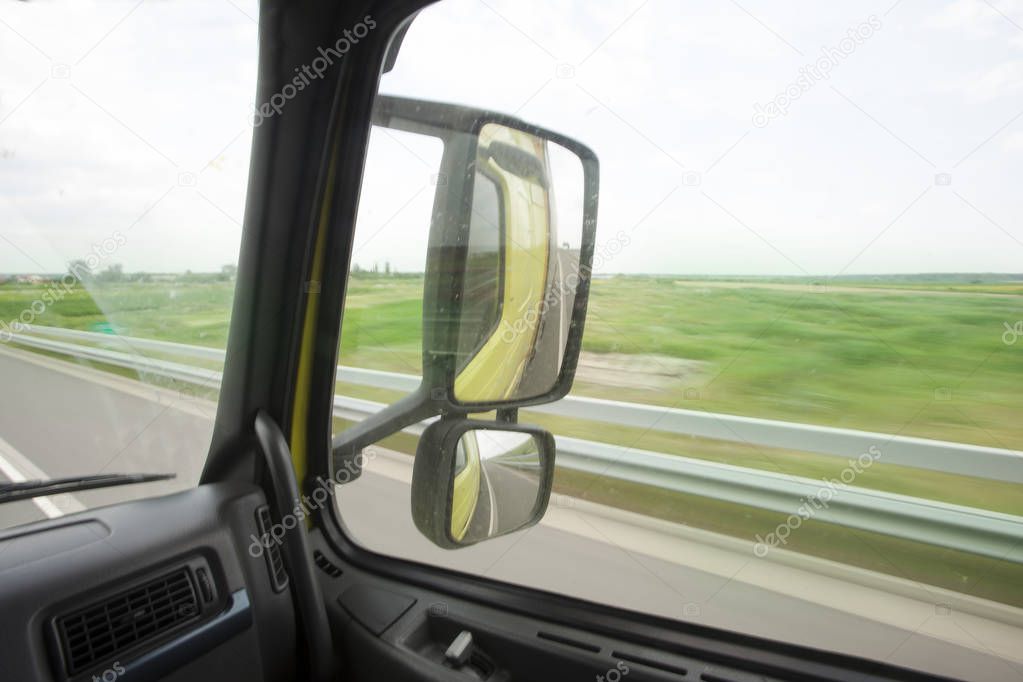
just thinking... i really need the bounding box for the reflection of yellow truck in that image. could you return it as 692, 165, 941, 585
450, 430, 481, 541
454, 123, 554, 404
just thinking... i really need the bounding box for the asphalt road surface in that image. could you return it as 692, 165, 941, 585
1, 345, 1021, 681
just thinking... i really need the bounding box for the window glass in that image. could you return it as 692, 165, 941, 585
334, 1, 1022, 677
0, 0, 255, 528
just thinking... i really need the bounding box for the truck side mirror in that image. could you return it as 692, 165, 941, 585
420, 110, 600, 410
332, 98, 599, 521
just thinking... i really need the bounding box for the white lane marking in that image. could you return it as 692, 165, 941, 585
0, 434, 85, 518
481, 460, 498, 536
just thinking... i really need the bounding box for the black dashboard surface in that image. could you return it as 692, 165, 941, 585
0, 482, 295, 682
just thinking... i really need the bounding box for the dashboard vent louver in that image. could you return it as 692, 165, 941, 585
313, 550, 343, 578
55, 568, 199, 676
612, 650, 688, 677
536, 630, 601, 653
255, 505, 289, 592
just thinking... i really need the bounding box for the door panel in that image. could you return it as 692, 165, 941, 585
313, 529, 967, 682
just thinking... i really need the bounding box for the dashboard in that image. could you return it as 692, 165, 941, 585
0, 482, 296, 682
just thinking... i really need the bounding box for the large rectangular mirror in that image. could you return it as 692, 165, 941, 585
413, 106, 599, 411
452, 123, 590, 404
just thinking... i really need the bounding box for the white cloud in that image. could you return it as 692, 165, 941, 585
1002, 129, 1023, 151
925, 0, 1023, 39
970, 59, 1023, 99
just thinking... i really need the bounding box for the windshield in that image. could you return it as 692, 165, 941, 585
0, 1, 253, 525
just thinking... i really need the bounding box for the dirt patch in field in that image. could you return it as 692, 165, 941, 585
574, 351, 707, 390
672, 279, 1020, 298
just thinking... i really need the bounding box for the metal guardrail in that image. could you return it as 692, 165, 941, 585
21, 324, 1023, 482
556, 438, 1023, 563
7, 325, 1023, 563
9, 332, 221, 387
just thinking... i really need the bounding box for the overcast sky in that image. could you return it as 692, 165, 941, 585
1, 0, 1021, 275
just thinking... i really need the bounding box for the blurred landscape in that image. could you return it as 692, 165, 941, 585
3, 268, 1020, 461
3, 269, 1022, 604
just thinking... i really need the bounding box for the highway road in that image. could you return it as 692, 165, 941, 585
1, 345, 1022, 681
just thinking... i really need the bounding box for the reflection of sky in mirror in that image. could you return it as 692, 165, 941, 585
474, 430, 535, 461
546, 142, 584, 250
3, 0, 1021, 275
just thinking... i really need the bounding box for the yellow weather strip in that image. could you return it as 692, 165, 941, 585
290, 156, 336, 489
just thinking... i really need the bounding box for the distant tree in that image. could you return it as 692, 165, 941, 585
96, 264, 124, 282
352, 263, 363, 274
384, 261, 391, 276
372, 262, 379, 274
220, 264, 238, 281
67, 259, 93, 282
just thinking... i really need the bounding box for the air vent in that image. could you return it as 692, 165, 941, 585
55, 568, 199, 676
612, 651, 687, 677
313, 550, 343, 578
536, 630, 601, 653
255, 505, 289, 592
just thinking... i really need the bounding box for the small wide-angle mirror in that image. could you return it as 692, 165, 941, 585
450, 427, 549, 543
411, 419, 555, 549
452, 122, 591, 405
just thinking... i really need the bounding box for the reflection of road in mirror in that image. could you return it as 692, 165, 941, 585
480, 458, 541, 536
452, 121, 594, 405
465, 429, 543, 540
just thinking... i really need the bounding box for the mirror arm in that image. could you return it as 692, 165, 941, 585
330, 387, 436, 482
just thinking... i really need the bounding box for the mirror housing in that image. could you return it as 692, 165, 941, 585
423, 110, 598, 412
411, 418, 555, 549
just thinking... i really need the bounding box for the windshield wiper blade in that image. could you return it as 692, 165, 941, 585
0, 472, 176, 504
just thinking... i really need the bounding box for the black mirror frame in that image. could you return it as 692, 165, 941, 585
410, 418, 555, 550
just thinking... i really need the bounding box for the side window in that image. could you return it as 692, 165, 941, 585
333, 1, 1022, 673
0, 2, 254, 527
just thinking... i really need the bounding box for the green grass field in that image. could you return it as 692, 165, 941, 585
3, 273, 1022, 604
333, 274, 1023, 453
4, 273, 1021, 460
